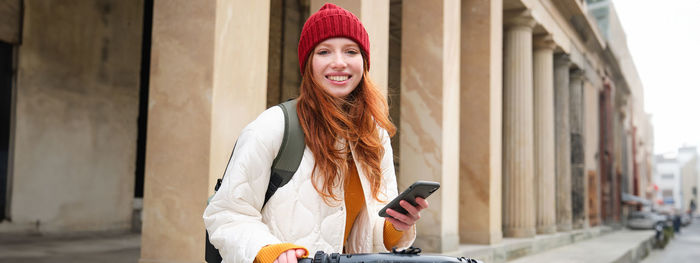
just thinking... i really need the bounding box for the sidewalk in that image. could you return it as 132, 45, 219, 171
0, 232, 140, 263
457, 227, 655, 263
507, 230, 655, 263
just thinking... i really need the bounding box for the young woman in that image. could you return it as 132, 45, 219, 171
204, 4, 428, 263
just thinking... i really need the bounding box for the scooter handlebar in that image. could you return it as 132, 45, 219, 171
298, 251, 482, 263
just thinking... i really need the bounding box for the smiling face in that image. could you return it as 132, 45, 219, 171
311, 38, 364, 98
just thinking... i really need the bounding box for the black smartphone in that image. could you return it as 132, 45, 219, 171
378, 181, 440, 218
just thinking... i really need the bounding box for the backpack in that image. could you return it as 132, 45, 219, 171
205, 99, 306, 263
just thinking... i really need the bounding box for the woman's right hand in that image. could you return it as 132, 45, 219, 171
274, 248, 307, 263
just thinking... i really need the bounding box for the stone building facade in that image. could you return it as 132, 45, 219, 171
0, 0, 653, 262
677, 147, 698, 214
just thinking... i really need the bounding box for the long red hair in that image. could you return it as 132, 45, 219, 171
297, 52, 395, 203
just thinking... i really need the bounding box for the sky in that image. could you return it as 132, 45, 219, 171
612, 0, 700, 154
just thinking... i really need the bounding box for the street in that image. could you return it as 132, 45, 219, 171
641, 218, 700, 263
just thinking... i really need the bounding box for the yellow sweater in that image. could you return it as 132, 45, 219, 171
254, 162, 403, 263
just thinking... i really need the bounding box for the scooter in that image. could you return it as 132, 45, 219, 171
298, 247, 483, 263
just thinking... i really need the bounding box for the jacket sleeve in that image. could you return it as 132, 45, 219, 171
371, 129, 416, 251
203, 110, 284, 263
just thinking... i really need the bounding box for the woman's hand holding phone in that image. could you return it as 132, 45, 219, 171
384, 197, 429, 231
379, 181, 439, 231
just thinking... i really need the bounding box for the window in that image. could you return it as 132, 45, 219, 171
662, 189, 674, 198
661, 173, 674, 180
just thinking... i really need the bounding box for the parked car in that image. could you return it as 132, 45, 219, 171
681, 213, 691, 226
627, 211, 667, 230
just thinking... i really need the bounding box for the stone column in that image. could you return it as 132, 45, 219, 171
502, 10, 536, 238
584, 81, 601, 226
554, 54, 572, 232
570, 69, 587, 229
311, 0, 390, 95
458, 0, 503, 245
599, 81, 615, 223
401, 0, 460, 253
533, 35, 556, 234
140, 0, 270, 262
612, 99, 625, 222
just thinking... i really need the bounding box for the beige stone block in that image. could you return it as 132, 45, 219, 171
140, 0, 269, 262
400, 0, 460, 254
458, 0, 503, 245
209, 0, 270, 194
141, 2, 216, 262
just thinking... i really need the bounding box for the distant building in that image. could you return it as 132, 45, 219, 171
655, 154, 682, 210
653, 147, 699, 214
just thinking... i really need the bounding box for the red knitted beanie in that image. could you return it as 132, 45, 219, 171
298, 3, 370, 74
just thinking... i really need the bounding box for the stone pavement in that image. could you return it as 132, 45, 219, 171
0, 232, 140, 263
506, 230, 655, 263
456, 226, 655, 263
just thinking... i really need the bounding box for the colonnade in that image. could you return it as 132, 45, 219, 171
500, 10, 596, 238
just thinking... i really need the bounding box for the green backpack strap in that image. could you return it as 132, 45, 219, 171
210, 99, 305, 205
264, 99, 306, 205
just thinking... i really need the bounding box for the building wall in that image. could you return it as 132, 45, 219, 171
1, 0, 142, 233
697, 159, 700, 215
680, 159, 697, 212
641, 117, 654, 202
655, 158, 682, 211
606, 4, 651, 204
678, 148, 698, 213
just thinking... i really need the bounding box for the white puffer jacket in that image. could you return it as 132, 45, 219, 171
203, 106, 416, 263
